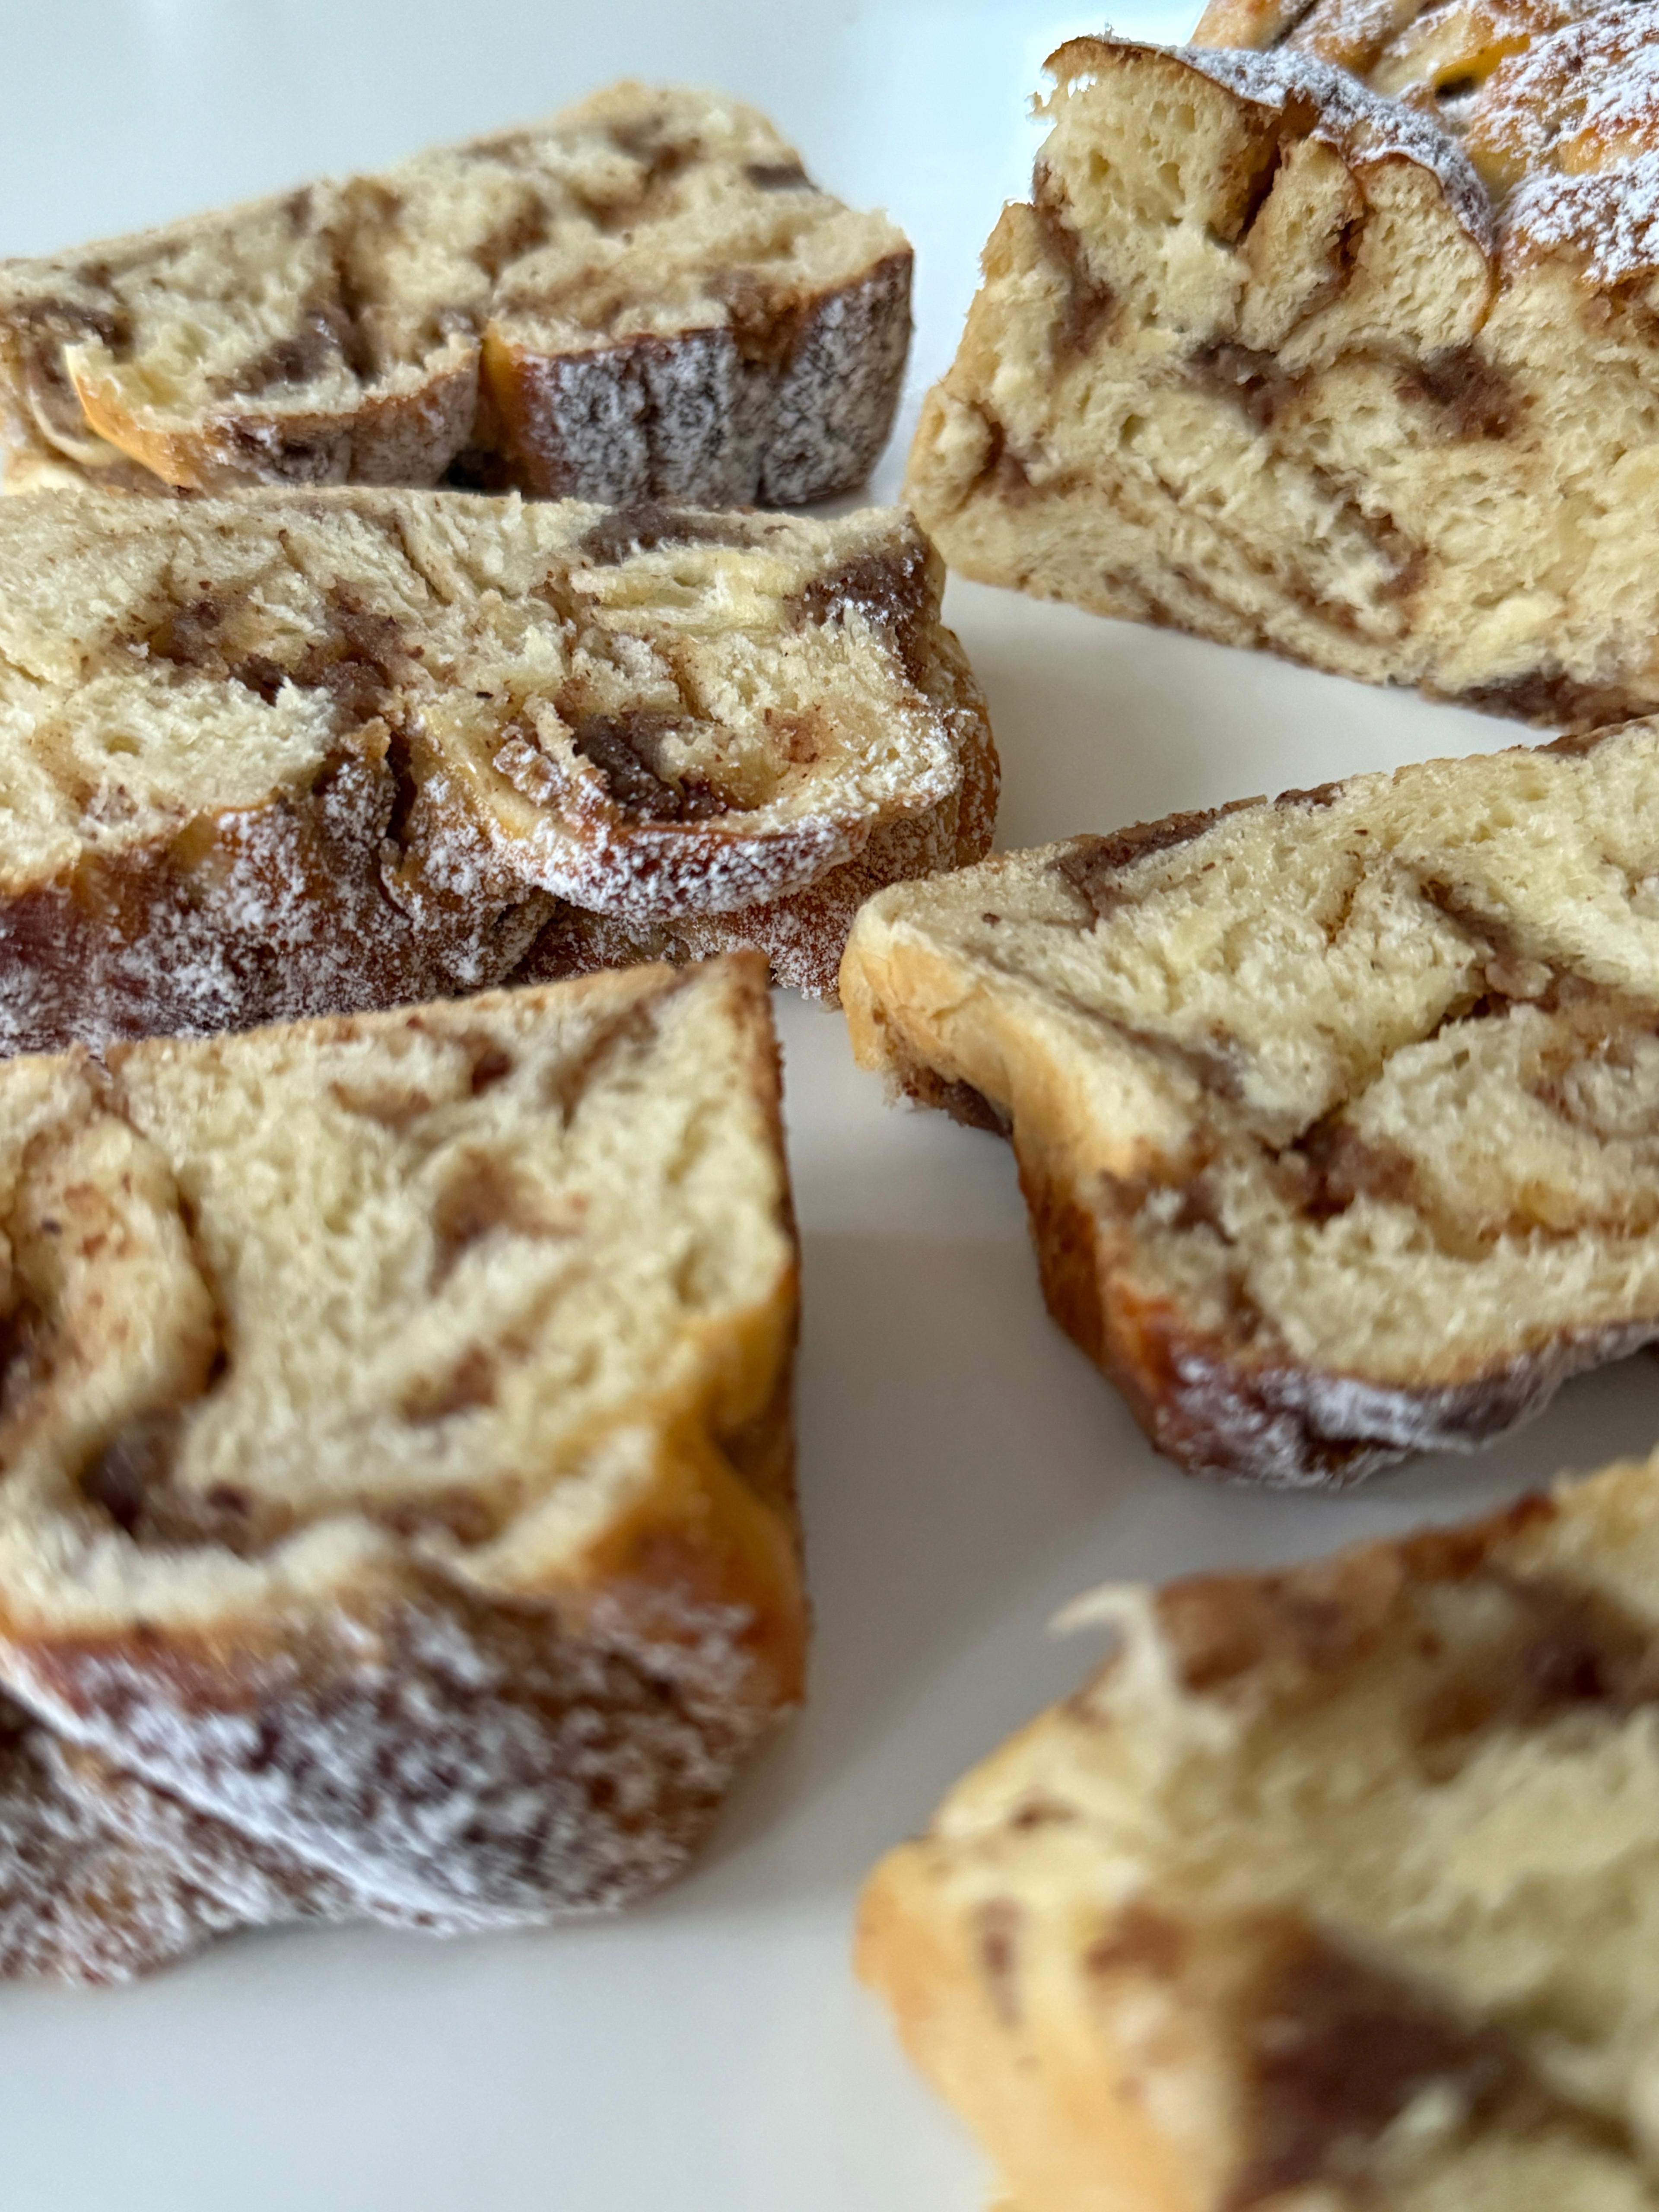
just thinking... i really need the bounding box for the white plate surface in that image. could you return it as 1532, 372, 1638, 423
4, 5, 1657, 2206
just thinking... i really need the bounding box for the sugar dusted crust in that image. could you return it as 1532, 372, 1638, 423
0, 957, 806, 1979
1178, 41, 1497, 248
858, 1449, 1659, 2209
0, 84, 912, 507
0, 487, 995, 1051
1013, 1141, 1659, 1488
841, 720, 1659, 1485
0, 1691, 318, 1980
515, 623, 998, 1001
908, 11, 1659, 728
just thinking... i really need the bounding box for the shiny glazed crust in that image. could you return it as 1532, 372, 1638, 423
0, 958, 807, 1979
0, 84, 912, 507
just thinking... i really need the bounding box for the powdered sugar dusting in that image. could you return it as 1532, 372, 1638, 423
1504, 149, 1659, 281
521, 254, 911, 507
0, 1695, 258, 1981
0, 88, 910, 506
1472, 4, 1659, 181
0, 1572, 783, 1974
1286, 0, 1418, 61
1485, 6, 1659, 280
1180, 42, 1496, 248
0, 490, 996, 1046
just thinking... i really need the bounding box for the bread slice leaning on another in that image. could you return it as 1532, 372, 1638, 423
906, 10, 1659, 728
859, 1450, 1659, 2212
0, 953, 804, 1981
842, 721, 1659, 1486
0, 485, 994, 1052
0, 82, 910, 506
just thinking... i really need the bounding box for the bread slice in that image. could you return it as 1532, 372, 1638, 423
0, 83, 910, 506
858, 1449, 1659, 2212
0, 484, 993, 1051
841, 720, 1659, 1487
0, 953, 803, 1981
905, 14, 1659, 730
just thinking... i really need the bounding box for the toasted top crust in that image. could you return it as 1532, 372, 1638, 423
841, 722, 1659, 1408
1191, 0, 1659, 280
860, 1449, 1659, 2208
0, 486, 971, 927
0, 81, 908, 493
0, 956, 793, 1645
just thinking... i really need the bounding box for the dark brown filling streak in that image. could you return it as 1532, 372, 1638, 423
1224, 1927, 1550, 2209
0, 993, 702, 1555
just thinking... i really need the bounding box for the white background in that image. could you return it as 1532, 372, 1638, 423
4, 6, 1657, 2207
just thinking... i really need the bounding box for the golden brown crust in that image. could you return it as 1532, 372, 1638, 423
70, 356, 483, 499
1196, 1, 1657, 206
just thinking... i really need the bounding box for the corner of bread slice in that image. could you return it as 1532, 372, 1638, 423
840, 727, 1659, 1483
898, 29, 1659, 722
0, 1686, 360, 1982
858, 1447, 1659, 2210
466, 500, 988, 924
0, 954, 802, 1967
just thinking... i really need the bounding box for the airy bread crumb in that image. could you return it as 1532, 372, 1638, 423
907, 13, 1659, 727
0, 485, 995, 1048
860, 1447, 1659, 2212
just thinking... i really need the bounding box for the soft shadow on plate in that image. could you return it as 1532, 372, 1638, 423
662, 1221, 1145, 1906
686, 1217, 1659, 1909
946, 576, 1535, 852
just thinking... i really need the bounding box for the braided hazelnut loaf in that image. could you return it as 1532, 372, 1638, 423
907, 7, 1659, 729
859, 1447, 1659, 2212
0, 83, 910, 506
0, 485, 994, 1051
842, 720, 1659, 1485
0, 953, 803, 1980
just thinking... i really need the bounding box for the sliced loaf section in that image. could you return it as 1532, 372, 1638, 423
0, 485, 995, 1049
0, 83, 911, 505
0, 954, 802, 1978
841, 721, 1659, 1484
906, 22, 1659, 728
859, 1449, 1659, 2212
